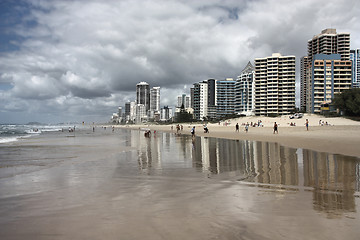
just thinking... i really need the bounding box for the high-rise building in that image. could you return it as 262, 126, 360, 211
254, 53, 296, 116
206, 79, 217, 120
125, 101, 130, 118
192, 79, 218, 120
235, 61, 255, 115
307, 28, 350, 62
136, 82, 150, 112
160, 106, 173, 121
135, 104, 146, 123
150, 87, 160, 111
177, 94, 190, 108
308, 54, 352, 113
350, 49, 360, 88
300, 56, 309, 111
216, 78, 236, 118
193, 81, 208, 120
190, 87, 195, 109
301, 28, 351, 112
125, 101, 136, 122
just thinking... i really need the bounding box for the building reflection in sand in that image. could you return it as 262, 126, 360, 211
130, 130, 360, 218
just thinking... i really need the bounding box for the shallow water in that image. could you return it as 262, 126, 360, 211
0, 127, 360, 239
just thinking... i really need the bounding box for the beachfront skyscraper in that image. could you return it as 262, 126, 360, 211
193, 81, 209, 120
124, 101, 136, 122
177, 94, 190, 108
307, 28, 350, 62
307, 54, 352, 113
254, 53, 296, 116
136, 82, 150, 112
135, 104, 147, 123
192, 79, 217, 120
149, 86, 160, 118
301, 28, 351, 113
235, 61, 255, 115
216, 78, 236, 119
160, 106, 173, 121
207, 79, 217, 120
350, 49, 360, 88
150, 87, 160, 112
300, 56, 309, 112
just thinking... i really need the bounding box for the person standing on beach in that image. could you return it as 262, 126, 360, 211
245, 123, 249, 133
273, 122, 278, 134
235, 123, 239, 132
305, 119, 309, 131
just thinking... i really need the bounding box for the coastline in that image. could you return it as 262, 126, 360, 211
117, 114, 360, 158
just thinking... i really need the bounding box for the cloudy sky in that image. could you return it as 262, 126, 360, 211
0, 0, 359, 124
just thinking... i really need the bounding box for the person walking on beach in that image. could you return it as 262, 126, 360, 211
245, 123, 249, 133
235, 123, 239, 132
305, 119, 309, 131
273, 122, 278, 134
191, 126, 196, 137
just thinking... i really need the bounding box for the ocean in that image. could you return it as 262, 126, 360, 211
0, 124, 66, 143
0, 124, 68, 144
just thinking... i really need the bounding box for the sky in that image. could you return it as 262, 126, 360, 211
0, 0, 359, 124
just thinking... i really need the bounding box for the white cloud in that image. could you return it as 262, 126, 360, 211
0, 0, 359, 123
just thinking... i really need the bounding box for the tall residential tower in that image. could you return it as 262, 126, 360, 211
254, 53, 296, 116
136, 82, 150, 111
301, 28, 351, 113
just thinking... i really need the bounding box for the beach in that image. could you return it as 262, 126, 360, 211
1, 119, 360, 239
122, 114, 360, 157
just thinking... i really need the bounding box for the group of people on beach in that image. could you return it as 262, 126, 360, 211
235, 122, 249, 133
318, 120, 330, 126
166, 117, 313, 139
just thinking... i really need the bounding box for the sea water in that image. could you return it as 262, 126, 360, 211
0, 124, 68, 143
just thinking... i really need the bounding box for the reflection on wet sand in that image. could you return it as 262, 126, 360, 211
131, 130, 360, 218
304, 150, 359, 218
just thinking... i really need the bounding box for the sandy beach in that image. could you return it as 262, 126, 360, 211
121, 114, 360, 157
1, 121, 360, 239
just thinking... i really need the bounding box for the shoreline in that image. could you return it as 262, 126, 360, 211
117, 114, 360, 158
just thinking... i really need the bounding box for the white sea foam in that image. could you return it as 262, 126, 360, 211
0, 136, 19, 143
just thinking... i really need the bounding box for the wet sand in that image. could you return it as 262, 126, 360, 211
1, 127, 360, 239
123, 114, 360, 157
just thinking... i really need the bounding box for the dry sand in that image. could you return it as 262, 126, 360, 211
120, 114, 360, 157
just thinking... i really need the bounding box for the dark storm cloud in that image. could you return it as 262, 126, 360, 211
0, 0, 359, 123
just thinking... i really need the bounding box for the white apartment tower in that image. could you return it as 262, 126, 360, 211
193, 82, 209, 120
254, 53, 296, 116
150, 87, 160, 112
